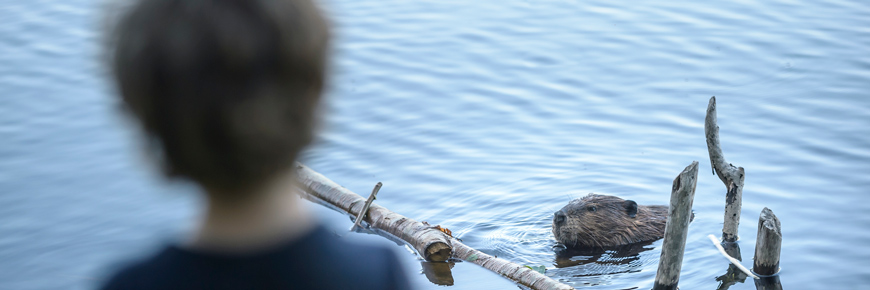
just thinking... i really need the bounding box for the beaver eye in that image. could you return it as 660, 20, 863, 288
588, 206, 596, 212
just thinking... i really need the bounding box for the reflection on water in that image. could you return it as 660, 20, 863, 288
715, 242, 750, 290
754, 276, 783, 290
2, 0, 870, 289
553, 240, 657, 276
420, 261, 456, 286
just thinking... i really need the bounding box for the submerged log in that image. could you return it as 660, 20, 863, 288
653, 161, 699, 290
294, 163, 574, 290
705, 96, 746, 243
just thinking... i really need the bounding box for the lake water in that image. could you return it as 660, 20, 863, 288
1, 0, 869, 289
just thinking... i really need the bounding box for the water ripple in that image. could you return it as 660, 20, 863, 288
3, 0, 870, 289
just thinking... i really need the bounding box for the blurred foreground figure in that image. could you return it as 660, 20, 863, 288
101, 0, 410, 289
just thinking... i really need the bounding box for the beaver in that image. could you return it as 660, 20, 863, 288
553, 194, 680, 248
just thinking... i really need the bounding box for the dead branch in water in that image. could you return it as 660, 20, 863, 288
753, 208, 782, 276
294, 163, 574, 290
653, 161, 699, 290
705, 96, 745, 242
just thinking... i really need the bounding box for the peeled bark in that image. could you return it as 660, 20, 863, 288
294, 163, 575, 290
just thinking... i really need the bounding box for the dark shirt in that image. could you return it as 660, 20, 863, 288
100, 225, 412, 290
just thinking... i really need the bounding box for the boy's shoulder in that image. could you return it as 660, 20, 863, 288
100, 224, 412, 290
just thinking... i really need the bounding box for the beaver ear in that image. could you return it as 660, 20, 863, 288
624, 200, 638, 218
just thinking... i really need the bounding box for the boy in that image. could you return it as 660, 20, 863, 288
101, 0, 411, 289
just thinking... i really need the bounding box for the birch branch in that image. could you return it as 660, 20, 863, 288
295, 164, 451, 262
294, 163, 574, 290
451, 239, 573, 290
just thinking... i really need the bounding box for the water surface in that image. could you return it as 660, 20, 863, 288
1, 0, 869, 289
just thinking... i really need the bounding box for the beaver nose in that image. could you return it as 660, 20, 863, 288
554, 210, 566, 225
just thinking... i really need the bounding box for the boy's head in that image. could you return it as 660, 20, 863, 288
107, 0, 330, 194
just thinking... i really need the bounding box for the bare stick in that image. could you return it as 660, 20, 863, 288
713, 241, 749, 290
294, 163, 575, 290
707, 234, 759, 279
350, 182, 382, 231
705, 96, 745, 242
295, 164, 451, 262
753, 208, 782, 276
452, 238, 573, 290
653, 161, 699, 290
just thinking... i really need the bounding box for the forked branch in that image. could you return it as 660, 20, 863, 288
705, 96, 745, 242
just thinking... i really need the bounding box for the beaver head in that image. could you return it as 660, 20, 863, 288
552, 194, 668, 248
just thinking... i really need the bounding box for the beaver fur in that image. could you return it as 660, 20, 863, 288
553, 194, 676, 248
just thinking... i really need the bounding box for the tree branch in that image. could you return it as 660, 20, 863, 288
705, 96, 745, 242
294, 163, 574, 290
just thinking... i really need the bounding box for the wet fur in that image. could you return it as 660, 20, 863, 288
553, 194, 669, 248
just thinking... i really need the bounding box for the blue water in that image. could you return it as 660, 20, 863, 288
2, 0, 869, 289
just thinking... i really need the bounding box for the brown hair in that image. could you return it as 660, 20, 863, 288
107, 0, 330, 193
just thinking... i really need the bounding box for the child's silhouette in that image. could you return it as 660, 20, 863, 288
100, 0, 411, 289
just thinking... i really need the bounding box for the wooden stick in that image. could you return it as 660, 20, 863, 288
295, 164, 451, 262
705, 96, 745, 242
753, 208, 782, 276
653, 161, 699, 290
451, 240, 573, 290
350, 182, 382, 231
294, 163, 575, 290
707, 235, 759, 279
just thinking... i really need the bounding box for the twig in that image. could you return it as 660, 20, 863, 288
707, 234, 759, 279
350, 182, 382, 231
